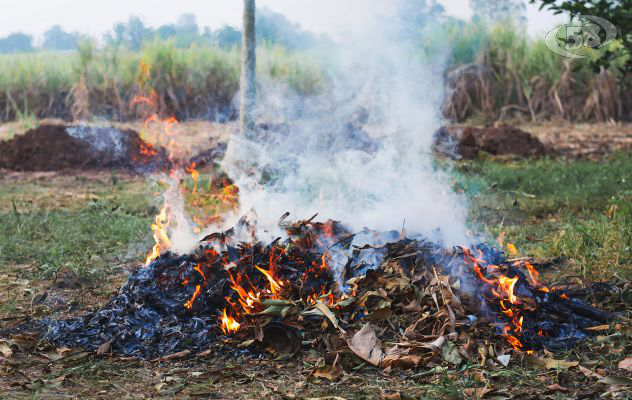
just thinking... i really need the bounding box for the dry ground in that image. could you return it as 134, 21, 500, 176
0, 120, 630, 399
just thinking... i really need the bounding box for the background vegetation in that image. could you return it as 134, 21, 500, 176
0, 1, 630, 124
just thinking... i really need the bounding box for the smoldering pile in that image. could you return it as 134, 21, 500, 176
42, 215, 617, 365
0, 124, 173, 172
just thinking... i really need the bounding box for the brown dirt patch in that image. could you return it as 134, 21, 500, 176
0, 124, 170, 172
436, 124, 548, 159
522, 121, 632, 159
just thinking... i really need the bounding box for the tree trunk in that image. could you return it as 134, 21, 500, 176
240, 0, 256, 134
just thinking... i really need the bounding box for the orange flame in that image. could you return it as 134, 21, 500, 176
524, 261, 540, 286
220, 308, 241, 334
498, 276, 518, 304
503, 326, 523, 350
186, 162, 199, 193
184, 285, 202, 309
255, 265, 284, 295
145, 204, 170, 266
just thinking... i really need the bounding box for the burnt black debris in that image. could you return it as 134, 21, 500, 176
41, 219, 615, 359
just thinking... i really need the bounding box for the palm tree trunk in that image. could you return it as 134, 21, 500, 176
240, 0, 256, 134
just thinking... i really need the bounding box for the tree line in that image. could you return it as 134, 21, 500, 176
0, 8, 329, 54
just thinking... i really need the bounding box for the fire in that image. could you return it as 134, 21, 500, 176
463, 247, 527, 351
220, 308, 241, 334
185, 162, 199, 193
227, 270, 259, 313
524, 261, 540, 286
255, 265, 284, 295
498, 276, 518, 304
503, 326, 523, 350
184, 285, 202, 309
145, 204, 170, 266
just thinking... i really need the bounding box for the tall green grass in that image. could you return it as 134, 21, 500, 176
0, 41, 326, 122
0, 20, 629, 123
442, 19, 630, 122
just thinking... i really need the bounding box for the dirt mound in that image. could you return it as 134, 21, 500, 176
435, 124, 548, 159
0, 124, 171, 172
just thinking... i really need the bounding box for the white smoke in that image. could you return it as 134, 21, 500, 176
221, 0, 471, 247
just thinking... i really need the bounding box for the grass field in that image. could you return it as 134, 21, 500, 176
0, 151, 630, 398
1, 20, 630, 125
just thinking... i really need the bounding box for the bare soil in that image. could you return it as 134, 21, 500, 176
0, 124, 171, 172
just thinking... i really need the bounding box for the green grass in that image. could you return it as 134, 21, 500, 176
0, 178, 153, 280
458, 153, 632, 278
1, 19, 630, 123
0, 42, 326, 122
0, 155, 630, 282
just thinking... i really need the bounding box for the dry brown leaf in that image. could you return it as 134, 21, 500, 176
547, 384, 571, 392
527, 356, 578, 370
463, 387, 492, 398
314, 301, 338, 329
401, 299, 422, 313
0, 343, 12, 357
96, 341, 111, 355
347, 324, 383, 366
312, 365, 342, 381
579, 365, 604, 379
152, 350, 191, 362
381, 354, 424, 369
382, 392, 402, 400
367, 308, 393, 321
618, 357, 632, 372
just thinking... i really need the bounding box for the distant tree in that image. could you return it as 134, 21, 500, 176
126, 16, 153, 50
398, 0, 447, 37
176, 14, 198, 35
0, 33, 34, 53
256, 8, 320, 49
470, 0, 526, 25
103, 22, 127, 48
172, 14, 200, 48
156, 24, 177, 40
213, 25, 242, 48
42, 25, 80, 50
531, 0, 632, 74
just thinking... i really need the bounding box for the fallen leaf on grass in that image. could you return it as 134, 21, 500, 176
547, 384, 571, 392
96, 341, 111, 355
598, 376, 632, 386
381, 391, 402, 400
151, 350, 191, 362
618, 357, 632, 372
579, 365, 603, 379
311, 365, 342, 381
526, 356, 578, 370
347, 323, 383, 366
440, 339, 462, 365
381, 349, 424, 369
463, 387, 492, 398
0, 342, 13, 357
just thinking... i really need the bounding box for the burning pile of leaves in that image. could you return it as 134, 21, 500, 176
41, 212, 618, 370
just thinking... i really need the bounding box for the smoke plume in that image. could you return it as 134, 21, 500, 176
221, 0, 471, 248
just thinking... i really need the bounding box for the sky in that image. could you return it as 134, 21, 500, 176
0, 0, 564, 43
